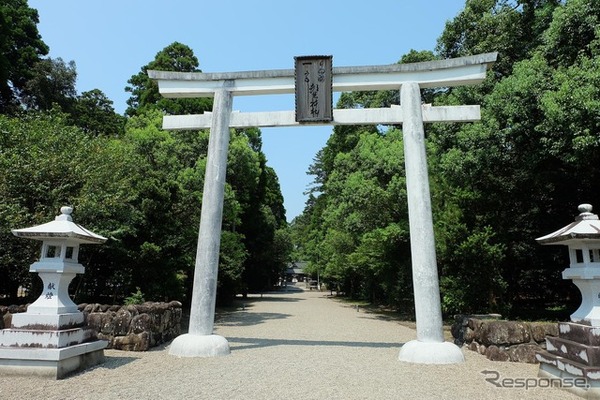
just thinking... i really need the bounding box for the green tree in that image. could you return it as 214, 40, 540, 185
69, 89, 126, 136
125, 42, 212, 117
20, 57, 77, 112
542, 0, 600, 67
436, 0, 561, 78
115, 109, 206, 301
0, 0, 49, 113
238, 144, 290, 293
123, 42, 290, 302
304, 128, 413, 304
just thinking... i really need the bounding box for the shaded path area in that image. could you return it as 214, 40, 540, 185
1, 285, 578, 399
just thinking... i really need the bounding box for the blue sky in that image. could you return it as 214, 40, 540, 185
29, 0, 466, 221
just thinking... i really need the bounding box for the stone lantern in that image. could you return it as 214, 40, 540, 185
536, 204, 600, 397
0, 206, 108, 379
536, 203, 600, 325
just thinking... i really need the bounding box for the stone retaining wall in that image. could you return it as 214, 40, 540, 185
0, 305, 27, 331
451, 315, 559, 363
0, 301, 182, 351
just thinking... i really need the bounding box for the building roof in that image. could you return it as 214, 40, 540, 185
286, 261, 309, 275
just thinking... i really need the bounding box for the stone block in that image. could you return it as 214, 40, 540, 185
485, 345, 510, 361
454, 314, 469, 326
130, 314, 152, 335
100, 312, 116, 335
3, 313, 12, 331
7, 305, 26, 314
160, 309, 172, 332
0, 306, 8, 329
478, 343, 487, 355
467, 318, 483, 331
507, 344, 539, 363
530, 321, 558, 343
86, 313, 103, 333
113, 309, 132, 336
112, 332, 150, 351
451, 315, 500, 346
169, 300, 182, 308
479, 320, 531, 346
468, 341, 479, 352
97, 332, 112, 348
124, 305, 139, 316
463, 327, 476, 342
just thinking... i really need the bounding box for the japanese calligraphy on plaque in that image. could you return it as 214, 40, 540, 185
295, 55, 333, 123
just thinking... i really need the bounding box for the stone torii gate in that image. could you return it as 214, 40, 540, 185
148, 52, 497, 364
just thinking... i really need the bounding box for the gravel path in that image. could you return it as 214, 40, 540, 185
1, 285, 579, 399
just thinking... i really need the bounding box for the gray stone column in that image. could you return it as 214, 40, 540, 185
398, 82, 464, 364
169, 83, 233, 357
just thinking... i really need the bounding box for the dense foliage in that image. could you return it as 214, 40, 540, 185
0, 4, 290, 305
292, 0, 600, 319
0, 107, 288, 305
3, 0, 599, 321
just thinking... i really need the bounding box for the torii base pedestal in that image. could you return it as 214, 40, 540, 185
168, 333, 230, 358
399, 340, 465, 364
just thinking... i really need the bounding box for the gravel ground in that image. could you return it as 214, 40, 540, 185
1, 285, 580, 400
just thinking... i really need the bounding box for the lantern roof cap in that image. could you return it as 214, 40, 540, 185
536, 204, 600, 245
11, 206, 107, 244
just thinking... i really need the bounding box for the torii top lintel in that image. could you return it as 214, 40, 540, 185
147, 52, 497, 98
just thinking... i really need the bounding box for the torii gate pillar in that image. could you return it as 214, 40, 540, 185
169, 86, 233, 357
397, 82, 464, 363
149, 52, 497, 363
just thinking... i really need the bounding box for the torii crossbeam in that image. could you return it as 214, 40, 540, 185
148, 52, 497, 364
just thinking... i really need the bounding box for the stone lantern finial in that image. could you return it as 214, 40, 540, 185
57, 206, 73, 221
577, 203, 597, 221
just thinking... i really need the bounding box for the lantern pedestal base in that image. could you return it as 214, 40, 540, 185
538, 358, 599, 399
0, 326, 98, 348
0, 340, 107, 379
0, 309, 107, 379
398, 339, 465, 364
168, 333, 230, 357
537, 321, 600, 397
11, 312, 84, 330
